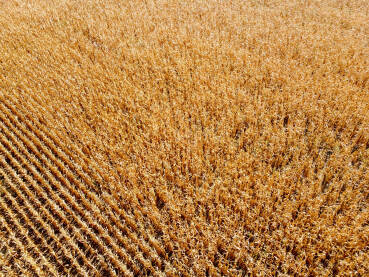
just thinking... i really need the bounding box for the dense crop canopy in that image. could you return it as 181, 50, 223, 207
0, 0, 368, 276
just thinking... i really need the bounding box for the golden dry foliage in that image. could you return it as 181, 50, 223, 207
0, 0, 368, 276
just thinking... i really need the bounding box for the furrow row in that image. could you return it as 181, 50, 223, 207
0, 138, 112, 276
0, 224, 38, 277
0, 105, 152, 275
0, 192, 57, 276
3, 96, 174, 272
0, 252, 19, 277
2, 98, 172, 273
0, 173, 70, 275
0, 158, 93, 276
0, 122, 130, 276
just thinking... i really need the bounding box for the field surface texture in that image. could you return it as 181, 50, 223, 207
0, 0, 368, 276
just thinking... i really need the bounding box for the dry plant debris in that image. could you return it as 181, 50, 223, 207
0, 0, 368, 276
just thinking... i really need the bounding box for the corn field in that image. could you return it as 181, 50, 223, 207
0, 0, 368, 276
